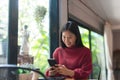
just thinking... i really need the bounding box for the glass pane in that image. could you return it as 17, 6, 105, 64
0, 0, 8, 64
18, 0, 50, 73
91, 32, 106, 80
78, 26, 89, 48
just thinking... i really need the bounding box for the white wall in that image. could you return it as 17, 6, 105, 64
59, 0, 68, 45
113, 30, 120, 51
68, 0, 104, 32
59, 0, 106, 33
59, 0, 68, 31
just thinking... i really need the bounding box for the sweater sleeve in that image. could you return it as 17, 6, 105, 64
73, 50, 92, 79
53, 47, 61, 62
45, 47, 60, 77
45, 68, 49, 77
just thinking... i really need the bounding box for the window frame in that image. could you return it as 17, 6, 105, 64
8, 0, 18, 64
49, 0, 59, 58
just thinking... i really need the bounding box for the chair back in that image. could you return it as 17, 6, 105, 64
0, 64, 47, 80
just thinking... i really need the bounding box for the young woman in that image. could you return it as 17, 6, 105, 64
46, 21, 92, 80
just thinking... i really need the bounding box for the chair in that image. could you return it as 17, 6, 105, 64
0, 64, 47, 80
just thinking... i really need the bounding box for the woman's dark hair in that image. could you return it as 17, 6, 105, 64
60, 21, 84, 48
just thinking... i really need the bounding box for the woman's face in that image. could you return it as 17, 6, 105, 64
62, 30, 76, 48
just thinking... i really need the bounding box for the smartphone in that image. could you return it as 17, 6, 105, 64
48, 58, 57, 66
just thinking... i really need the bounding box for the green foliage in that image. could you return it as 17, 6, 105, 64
81, 31, 89, 48
32, 5, 49, 73
34, 6, 47, 25
17, 69, 30, 74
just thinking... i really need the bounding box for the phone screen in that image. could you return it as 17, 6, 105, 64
48, 58, 57, 66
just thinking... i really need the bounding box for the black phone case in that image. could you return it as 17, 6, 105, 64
48, 59, 57, 66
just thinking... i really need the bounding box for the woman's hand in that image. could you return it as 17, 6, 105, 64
57, 64, 74, 77
48, 66, 58, 76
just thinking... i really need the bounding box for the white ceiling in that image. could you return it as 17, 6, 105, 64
80, 0, 120, 30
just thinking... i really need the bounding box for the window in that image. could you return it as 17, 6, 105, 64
79, 27, 89, 48
91, 32, 106, 80
79, 25, 106, 80
0, 0, 57, 74
18, 0, 50, 73
0, 0, 9, 64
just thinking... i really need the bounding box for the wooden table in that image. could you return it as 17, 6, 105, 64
65, 78, 88, 80
65, 78, 74, 80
